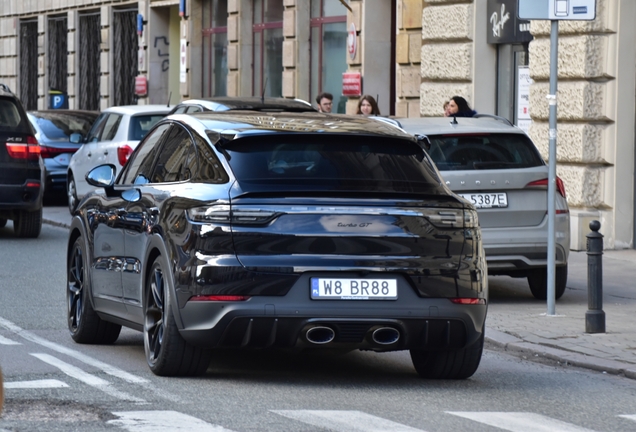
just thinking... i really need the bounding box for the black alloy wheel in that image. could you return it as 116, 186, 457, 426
144, 257, 211, 376
67, 174, 78, 214
67, 236, 121, 344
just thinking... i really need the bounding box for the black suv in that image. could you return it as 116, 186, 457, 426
0, 84, 43, 237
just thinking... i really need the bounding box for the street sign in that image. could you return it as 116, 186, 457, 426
518, 0, 596, 21
342, 72, 361, 96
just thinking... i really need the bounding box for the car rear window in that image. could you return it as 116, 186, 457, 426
427, 133, 544, 171
128, 114, 167, 141
31, 112, 97, 140
0, 97, 30, 133
222, 134, 443, 194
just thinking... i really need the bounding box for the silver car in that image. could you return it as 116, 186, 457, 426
400, 116, 570, 300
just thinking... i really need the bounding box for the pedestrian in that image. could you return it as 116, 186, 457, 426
443, 100, 451, 117
356, 94, 381, 116
315, 92, 333, 113
447, 96, 477, 117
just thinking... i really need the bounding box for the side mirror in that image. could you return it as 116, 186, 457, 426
415, 134, 431, 151
121, 188, 141, 203
69, 133, 83, 144
86, 164, 117, 188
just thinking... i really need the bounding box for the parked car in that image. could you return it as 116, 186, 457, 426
0, 83, 43, 238
28, 110, 98, 200
400, 115, 570, 300
66, 111, 487, 379
169, 96, 316, 114
67, 104, 171, 213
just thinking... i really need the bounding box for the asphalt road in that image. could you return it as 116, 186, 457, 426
1, 222, 636, 432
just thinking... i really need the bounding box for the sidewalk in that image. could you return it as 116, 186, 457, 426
43, 207, 636, 379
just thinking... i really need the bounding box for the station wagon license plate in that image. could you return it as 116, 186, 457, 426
310, 278, 397, 300
459, 192, 508, 209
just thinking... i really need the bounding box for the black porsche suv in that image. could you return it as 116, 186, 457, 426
0, 84, 43, 238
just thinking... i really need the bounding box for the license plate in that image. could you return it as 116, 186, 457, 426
310, 278, 398, 300
459, 192, 508, 209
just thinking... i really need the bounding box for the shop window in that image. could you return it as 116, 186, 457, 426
203, 0, 228, 97
253, 0, 283, 97
310, 0, 347, 113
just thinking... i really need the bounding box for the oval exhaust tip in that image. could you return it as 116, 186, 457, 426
372, 327, 400, 345
306, 326, 335, 344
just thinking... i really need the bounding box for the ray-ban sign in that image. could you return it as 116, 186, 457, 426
518, 0, 595, 21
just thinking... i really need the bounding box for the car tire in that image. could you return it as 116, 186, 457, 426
67, 236, 121, 344
67, 174, 78, 214
13, 209, 42, 238
409, 332, 484, 379
144, 257, 211, 377
527, 264, 568, 300
0, 218, 7, 228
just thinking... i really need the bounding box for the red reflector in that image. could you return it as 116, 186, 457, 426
189, 295, 251, 302
26, 182, 41, 188
117, 144, 134, 167
449, 298, 486, 305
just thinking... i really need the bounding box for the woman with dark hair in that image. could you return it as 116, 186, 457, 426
447, 96, 477, 117
356, 94, 381, 116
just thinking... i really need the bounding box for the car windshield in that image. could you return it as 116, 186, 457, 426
426, 133, 544, 171
221, 134, 443, 194
31, 111, 97, 141
128, 114, 167, 141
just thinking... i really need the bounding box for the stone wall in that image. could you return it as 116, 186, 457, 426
420, 0, 475, 117
395, 0, 423, 118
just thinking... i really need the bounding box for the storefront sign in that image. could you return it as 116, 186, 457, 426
487, 0, 532, 44
342, 72, 361, 96
347, 23, 357, 60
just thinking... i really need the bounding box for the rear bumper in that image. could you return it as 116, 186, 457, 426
176, 283, 487, 352
481, 214, 569, 274
0, 181, 43, 211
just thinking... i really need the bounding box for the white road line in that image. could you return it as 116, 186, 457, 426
0, 334, 21, 345
271, 410, 426, 432
0, 316, 147, 383
619, 414, 636, 422
5, 379, 69, 389
31, 353, 146, 403
108, 411, 236, 432
447, 412, 599, 432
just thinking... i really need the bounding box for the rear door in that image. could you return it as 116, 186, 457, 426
427, 132, 548, 228
0, 96, 38, 189
223, 134, 468, 278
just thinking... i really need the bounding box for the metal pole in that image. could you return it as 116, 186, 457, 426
547, 20, 559, 315
585, 220, 605, 333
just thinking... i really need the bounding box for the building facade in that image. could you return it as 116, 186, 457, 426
0, 0, 633, 250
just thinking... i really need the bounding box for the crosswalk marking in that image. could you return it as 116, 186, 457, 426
619, 414, 636, 422
447, 412, 599, 432
271, 410, 426, 432
5, 379, 68, 389
108, 411, 236, 431
31, 353, 146, 403
0, 334, 20, 345
0, 316, 147, 384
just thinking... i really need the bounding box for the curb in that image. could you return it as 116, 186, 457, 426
486, 328, 636, 380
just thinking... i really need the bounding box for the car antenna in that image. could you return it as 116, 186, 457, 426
451, 115, 458, 125
167, 91, 172, 107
